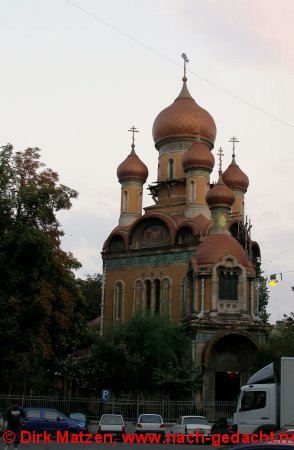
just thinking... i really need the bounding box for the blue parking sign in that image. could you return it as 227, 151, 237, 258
101, 389, 111, 401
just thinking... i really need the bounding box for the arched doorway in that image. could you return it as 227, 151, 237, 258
204, 332, 257, 402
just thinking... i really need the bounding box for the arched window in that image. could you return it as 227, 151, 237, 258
162, 278, 171, 316
122, 191, 128, 213
154, 279, 161, 314
134, 280, 143, 313
109, 236, 125, 252
168, 159, 174, 180
114, 281, 124, 322
219, 271, 238, 300
189, 180, 196, 203
145, 279, 152, 311
180, 277, 187, 319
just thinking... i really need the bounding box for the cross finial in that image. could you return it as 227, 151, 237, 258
217, 147, 224, 174
228, 136, 239, 158
128, 126, 139, 153
181, 53, 189, 80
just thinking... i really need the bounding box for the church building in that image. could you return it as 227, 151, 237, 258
102, 57, 268, 402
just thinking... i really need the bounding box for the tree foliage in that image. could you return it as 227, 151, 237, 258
76, 273, 102, 321
0, 144, 95, 393
60, 314, 202, 399
254, 313, 294, 370
256, 263, 270, 324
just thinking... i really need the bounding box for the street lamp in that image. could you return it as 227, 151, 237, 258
268, 274, 278, 286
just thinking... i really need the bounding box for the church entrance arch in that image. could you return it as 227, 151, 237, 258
204, 332, 257, 402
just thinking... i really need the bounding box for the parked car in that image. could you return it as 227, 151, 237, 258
171, 415, 211, 436
98, 414, 125, 440
135, 414, 165, 440
0, 412, 5, 435
21, 407, 86, 435
68, 413, 89, 431
211, 417, 236, 435
268, 423, 294, 445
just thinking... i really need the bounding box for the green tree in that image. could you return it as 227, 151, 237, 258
254, 313, 294, 370
61, 314, 202, 399
77, 273, 102, 320
256, 263, 270, 323
0, 144, 94, 393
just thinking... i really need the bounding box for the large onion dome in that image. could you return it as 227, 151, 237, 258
195, 233, 251, 267
117, 148, 148, 182
206, 175, 235, 207
152, 76, 217, 149
222, 157, 249, 192
182, 138, 215, 172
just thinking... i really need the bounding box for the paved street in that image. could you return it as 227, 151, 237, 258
1, 443, 215, 450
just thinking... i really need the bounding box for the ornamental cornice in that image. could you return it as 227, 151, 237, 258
186, 169, 210, 177
159, 140, 194, 157
122, 180, 143, 187
106, 251, 194, 270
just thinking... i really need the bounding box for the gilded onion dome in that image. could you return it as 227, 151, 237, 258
182, 137, 215, 172
222, 156, 249, 192
195, 233, 251, 267
206, 175, 235, 207
152, 76, 217, 149
117, 147, 148, 182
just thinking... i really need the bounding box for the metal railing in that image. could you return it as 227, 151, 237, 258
0, 394, 236, 422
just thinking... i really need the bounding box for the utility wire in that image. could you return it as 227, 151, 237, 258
64, 0, 293, 128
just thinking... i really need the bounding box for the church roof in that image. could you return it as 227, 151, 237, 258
222, 156, 249, 192
195, 233, 251, 267
206, 174, 235, 207
117, 148, 148, 182
182, 138, 215, 172
152, 76, 217, 149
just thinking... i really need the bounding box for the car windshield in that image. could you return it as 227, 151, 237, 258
101, 415, 123, 425
70, 413, 86, 421
140, 415, 162, 423
183, 417, 208, 425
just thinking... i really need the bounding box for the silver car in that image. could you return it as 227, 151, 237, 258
98, 414, 125, 440
135, 413, 165, 439
171, 415, 211, 436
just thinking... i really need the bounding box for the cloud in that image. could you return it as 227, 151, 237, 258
161, 0, 294, 68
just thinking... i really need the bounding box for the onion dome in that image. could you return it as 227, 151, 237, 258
222, 156, 249, 192
206, 175, 235, 207
195, 233, 251, 267
182, 137, 215, 172
117, 147, 148, 182
152, 76, 217, 149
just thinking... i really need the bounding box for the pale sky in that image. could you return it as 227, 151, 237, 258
1, 0, 293, 324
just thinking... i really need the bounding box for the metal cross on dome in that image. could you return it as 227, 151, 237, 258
228, 136, 239, 158
128, 126, 139, 151
182, 53, 189, 78
217, 147, 224, 174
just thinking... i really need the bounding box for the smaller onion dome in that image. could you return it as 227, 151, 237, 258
182, 138, 215, 172
117, 147, 148, 182
222, 157, 249, 192
206, 175, 235, 207
195, 233, 251, 267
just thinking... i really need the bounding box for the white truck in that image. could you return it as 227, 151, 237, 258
234, 357, 294, 434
